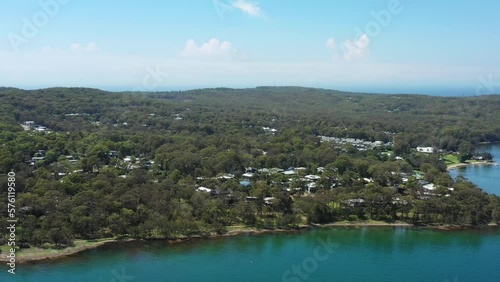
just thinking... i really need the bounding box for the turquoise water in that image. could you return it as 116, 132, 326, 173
449, 143, 500, 195
2, 227, 500, 282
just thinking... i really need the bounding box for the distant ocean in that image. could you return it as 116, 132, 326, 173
196, 86, 492, 97
19, 85, 498, 97
334, 86, 490, 97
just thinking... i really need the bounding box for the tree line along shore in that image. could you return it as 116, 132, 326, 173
3, 221, 498, 264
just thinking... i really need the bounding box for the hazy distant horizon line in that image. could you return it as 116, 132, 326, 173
2, 85, 497, 97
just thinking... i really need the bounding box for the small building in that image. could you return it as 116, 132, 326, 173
34, 125, 47, 132
28, 156, 45, 166
218, 174, 235, 180
257, 168, 270, 174
245, 167, 256, 173
262, 127, 278, 134
264, 197, 275, 205
346, 198, 365, 207
270, 168, 284, 174
423, 183, 436, 191
416, 147, 434, 153
305, 175, 321, 181
240, 180, 251, 187
242, 172, 254, 178
196, 187, 212, 193
306, 182, 317, 193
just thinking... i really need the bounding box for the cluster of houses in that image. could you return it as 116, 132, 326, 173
21, 116, 454, 205
318, 136, 391, 151
25, 145, 449, 203
192, 164, 453, 206
22, 121, 49, 133
27, 149, 155, 175
65, 113, 90, 117
194, 166, 324, 199
27, 151, 79, 167
262, 127, 278, 134
27, 150, 47, 166
106, 151, 155, 175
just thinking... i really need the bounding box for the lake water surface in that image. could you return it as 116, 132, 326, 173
449, 143, 500, 195
2, 227, 500, 282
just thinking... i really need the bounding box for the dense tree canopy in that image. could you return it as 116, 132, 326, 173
1, 86, 499, 248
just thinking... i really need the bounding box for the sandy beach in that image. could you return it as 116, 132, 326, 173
447, 161, 494, 170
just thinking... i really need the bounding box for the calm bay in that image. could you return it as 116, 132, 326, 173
449, 143, 500, 195
2, 227, 500, 282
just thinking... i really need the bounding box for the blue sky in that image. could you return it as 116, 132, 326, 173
1, 0, 499, 95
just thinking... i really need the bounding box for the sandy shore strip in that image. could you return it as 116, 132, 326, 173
314, 222, 411, 227
0, 239, 133, 263
447, 161, 494, 170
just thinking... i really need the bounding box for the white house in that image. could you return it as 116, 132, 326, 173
417, 147, 434, 153
196, 187, 212, 193
242, 172, 254, 178
305, 175, 321, 181
264, 197, 275, 205
423, 183, 436, 190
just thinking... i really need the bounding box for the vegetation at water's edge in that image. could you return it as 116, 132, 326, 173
1, 87, 500, 250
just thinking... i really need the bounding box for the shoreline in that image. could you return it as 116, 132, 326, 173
2, 222, 497, 264
447, 160, 494, 170
478, 141, 500, 145
0, 239, 134, 264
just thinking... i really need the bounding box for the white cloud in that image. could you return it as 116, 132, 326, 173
326, 34, 370, 62
326, 38, 343, 61
181, 38, 237, 59
232, 0, 262, 17
326, 38, 337, 50
70, 42, 99, 52
343, 34, 370, 61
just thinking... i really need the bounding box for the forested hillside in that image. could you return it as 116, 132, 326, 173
1, 87, 500, 248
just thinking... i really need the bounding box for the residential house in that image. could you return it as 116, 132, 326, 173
196, 187, 212, 193
240, 180, 251, 187
416, 147, 434, 153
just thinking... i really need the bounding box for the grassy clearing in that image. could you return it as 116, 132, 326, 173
226, 225, 253, 232
0, 245, 12, 254
443, 154, 460, 166
444, 153, 491, 169
1, 238, 116, 259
